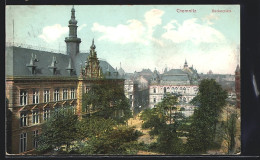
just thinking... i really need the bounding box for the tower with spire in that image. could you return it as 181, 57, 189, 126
65, 6, 81, 69
184, 59, 188, 68
84, 39, 102, 79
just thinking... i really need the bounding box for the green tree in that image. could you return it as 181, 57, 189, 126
218, 107, 238, 154
186, 79, 228, 153
156, 124, 184, 154
83, 83, 132, 124
141, 107, 166, 136
76, 117, 115, 141
77, 117, 142, 154
226, 113, 237, 154
141, 94, 179, 136
36, 107, 78, 153
140, 94, 185, 154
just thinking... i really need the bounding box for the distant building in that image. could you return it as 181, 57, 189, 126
123, 78, 137, 109
200, 72, 235, 92
149, 60, 199, 108
5, 7, 123, 154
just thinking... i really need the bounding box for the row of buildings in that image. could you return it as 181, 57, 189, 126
120, 60, 200, 110
120, 60, 240, 112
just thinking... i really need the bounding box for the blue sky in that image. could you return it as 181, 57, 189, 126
6, 5, 240, 74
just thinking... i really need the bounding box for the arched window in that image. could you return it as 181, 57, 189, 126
153, 88, 156, 93
164, 87, 166, 93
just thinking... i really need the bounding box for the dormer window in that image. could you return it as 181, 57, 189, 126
48, 56, 58, 75
26, 53, 39, 75
66, 58, 74, 75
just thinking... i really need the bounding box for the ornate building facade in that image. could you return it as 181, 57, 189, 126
149, 61, 200, 108
5, 7, 123, 154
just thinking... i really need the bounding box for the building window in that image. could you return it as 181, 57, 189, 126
43, 108, 50, 121
164, 87, 166, 93
154, 98, 156, 103
153, 88, 156, 93
32, 110, 39, 124
71, 88, 75, 99
20, 133, 27, 153
33, 89, 39, 104
44, 89, 50, 103
20, 112, 28, 127
54, 89, 59, 101
33, 130, 38, 149
20, 90, 28, 105
63, 89, 68, 100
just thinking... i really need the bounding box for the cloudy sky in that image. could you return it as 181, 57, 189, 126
6, 5, 240, 74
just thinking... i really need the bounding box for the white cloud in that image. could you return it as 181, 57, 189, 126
91, 9, 165, 45
144, 9, 164, 35
78, 24, 87, 31
39, 24, 68, 43
92, 19, 147, 44
162, 18, 225, 44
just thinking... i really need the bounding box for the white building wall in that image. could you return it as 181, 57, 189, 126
124, 79, 134, 109
149, 85, 198, 108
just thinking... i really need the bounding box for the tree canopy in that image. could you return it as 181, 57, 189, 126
82, 83, 132, 124
140, 94, 185, 154
76, 116, 143, 154
186, 79, 228, 153
36, 107, 78, 152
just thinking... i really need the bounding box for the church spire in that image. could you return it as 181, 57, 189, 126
91, 38, 96, 50
184, 59, 188, 68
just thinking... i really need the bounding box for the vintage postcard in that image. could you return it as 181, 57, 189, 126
5, 5, 240, 155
